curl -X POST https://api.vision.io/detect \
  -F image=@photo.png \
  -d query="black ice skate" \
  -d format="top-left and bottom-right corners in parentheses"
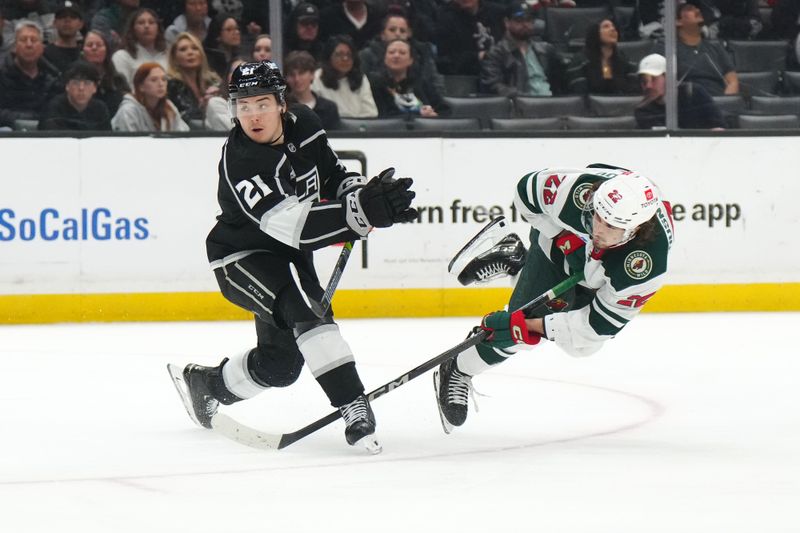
top-left (339, 395), bottom-right (382, 454)
top-left (433, 358), bottom-right (474, 434)
top-left (448, 216), bottom-right (526, 286)
top-left (167, 363), bottom-right (222, 429)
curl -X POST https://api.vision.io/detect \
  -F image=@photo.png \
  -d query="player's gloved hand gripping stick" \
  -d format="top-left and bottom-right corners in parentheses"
top-left (210, 272), bottom-right (585, 450)
top-left (310, 168), bottom-right (416, 317)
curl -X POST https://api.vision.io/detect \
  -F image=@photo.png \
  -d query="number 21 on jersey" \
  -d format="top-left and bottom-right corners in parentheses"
top-left (236, 175), bottom-right (271, 208)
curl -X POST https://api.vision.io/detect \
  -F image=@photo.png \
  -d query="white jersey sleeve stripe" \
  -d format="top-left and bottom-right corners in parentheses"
top-left (258, 196), bottom-right (311, 249)
top-left (299, 129), bottom-right (325, 148)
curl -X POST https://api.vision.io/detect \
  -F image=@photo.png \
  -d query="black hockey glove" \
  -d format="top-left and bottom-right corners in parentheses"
top-left (336, 171), bottom-right (368, 199)
top-left (344, 168), bottom-right (418, 236)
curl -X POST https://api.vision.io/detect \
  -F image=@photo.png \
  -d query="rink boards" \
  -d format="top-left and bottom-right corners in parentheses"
top-left (1, 135), bottom-right (798, 323)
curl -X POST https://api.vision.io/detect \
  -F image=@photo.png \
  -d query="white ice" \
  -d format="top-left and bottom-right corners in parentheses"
top-left (1, 313), bottom-right (799, 533)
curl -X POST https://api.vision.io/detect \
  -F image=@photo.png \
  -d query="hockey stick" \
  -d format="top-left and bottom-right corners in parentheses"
top-left (310, 240), bottom-right (355, 318)
top-left (210, 272), bottom-right (585, 450)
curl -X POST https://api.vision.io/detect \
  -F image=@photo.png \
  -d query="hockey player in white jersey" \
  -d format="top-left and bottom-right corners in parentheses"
top-left (435, 164), bottom-right (674, 432)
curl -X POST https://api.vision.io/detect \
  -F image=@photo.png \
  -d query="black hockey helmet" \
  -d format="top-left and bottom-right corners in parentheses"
top-left (229, 60), bottom-right (286, 104)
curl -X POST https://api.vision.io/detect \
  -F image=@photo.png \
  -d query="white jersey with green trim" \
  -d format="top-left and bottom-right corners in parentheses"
top-left (513, 167), bottom-right (674, 357)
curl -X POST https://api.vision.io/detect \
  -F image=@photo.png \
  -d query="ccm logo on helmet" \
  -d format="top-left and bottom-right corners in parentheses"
top-left (607, 190), bottom-right (623, 203)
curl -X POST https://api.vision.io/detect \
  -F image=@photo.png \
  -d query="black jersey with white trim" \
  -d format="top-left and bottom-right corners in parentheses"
top-left (206, 105), bottom-right (361, 265)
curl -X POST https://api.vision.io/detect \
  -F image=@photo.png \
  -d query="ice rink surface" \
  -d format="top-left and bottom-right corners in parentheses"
top-left (1, 313), bottom-right (798, 533)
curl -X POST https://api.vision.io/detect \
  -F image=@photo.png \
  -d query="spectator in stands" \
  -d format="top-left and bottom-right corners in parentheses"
top-left (284, 50), bottom-right (341, 130)
top-left (359, 11), bottom-right (444, 94)
top-left (3, 0), bottom-right (56, 42)
top-left (166, 31), bottom-right (229, 130)
top-left (0, 20), bottom-right (61, 129)
top-left (480, 1), bottom-right (564, 97)
top-left (634, 53), bottom-right (725, 130)
top-left (91, 0), bottom-right (140, 47)
top-left (44, 1), bottom-right (84, 75)
top-left (436, 0), bottom-right (506, 76)
top-left (311, 34), bottom-right (378, 118)
top-left (0, 8), bottom-right (15, 66)
top-left (250, 33), bottom-right (271, 61)
top-left (39, 60), bottom-right (111, 130)
top-left (81, 29), bottom-right (129, 115)
top-left (112, 61), bottom-right (189, 131)
top-left (711, 0), bottom-right (762, 40)
top-left (676, 3), bottom-right (738, 96)
top-left (111, 8), bottom-right (168, 87)
top-left (369, 38), bottom-right (450, 118)
top-left (566, 18), bottom-right (637, 95)
top-left (320, 0), bottom-right (384, 50)
top-left (203, 12), bottom-right (242, 79)
top-left (165, 0), bottom-right (211, 47)
top-left (383, 0), bottom-right (438, 43)
top-left (284, 2), bottom-right (323, 62)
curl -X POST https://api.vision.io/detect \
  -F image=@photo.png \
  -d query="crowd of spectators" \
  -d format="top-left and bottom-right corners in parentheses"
top-left (0, 0), bottom-right (799, 133)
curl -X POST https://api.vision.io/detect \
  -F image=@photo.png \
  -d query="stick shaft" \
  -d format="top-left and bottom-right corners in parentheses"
top-left (277, 272), bottom-right (584, 449)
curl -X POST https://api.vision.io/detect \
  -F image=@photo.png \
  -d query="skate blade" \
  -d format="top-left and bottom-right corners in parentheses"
top-left (432, 371), bottom-right (454, 435)
top-left (448, 216), bottom-right (509, 279)
top-left (166, 363), bottom-right (204, 429)
top-left (353, 434), bottom-right (382, 455)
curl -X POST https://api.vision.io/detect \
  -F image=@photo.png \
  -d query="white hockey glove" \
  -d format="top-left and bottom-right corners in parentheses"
top-left (336, 171), bottom-right (368, 200)
top-left (344, 168), bottom-right (417, 236)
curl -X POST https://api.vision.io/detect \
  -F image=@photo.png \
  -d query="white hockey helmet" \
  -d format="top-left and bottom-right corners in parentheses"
top-left (585, 173), bottom-right (661, 245)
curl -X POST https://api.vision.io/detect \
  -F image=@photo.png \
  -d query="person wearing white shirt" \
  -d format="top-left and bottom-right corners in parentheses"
top-left (310, 34), bottom-right (377, 118)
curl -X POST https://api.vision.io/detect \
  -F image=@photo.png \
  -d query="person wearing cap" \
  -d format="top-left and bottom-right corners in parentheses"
top-left (319, 0), bottom-right (385, 51)
top-left (676, 3), bottom-right (739, 96)
top-left (0, 20), bottom-right (61, 129)
top-left (480, 1), bottom-right (564, 96)
top-left (44, 1), bottom-right (84, 75)
top-left (285, 2), bottom-right (323, 62)
top-left (165, 0), bottom-right (211, 47)
top-left (39, 60), bottom-right (111, 130)
top-left (435, 0), bottom-right (505, 76)
top-left (634, 53), bottom-right (725, 130)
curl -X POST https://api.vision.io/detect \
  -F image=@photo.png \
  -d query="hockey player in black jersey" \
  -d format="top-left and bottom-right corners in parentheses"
top-left (171, 61), bottom-right (417, 453)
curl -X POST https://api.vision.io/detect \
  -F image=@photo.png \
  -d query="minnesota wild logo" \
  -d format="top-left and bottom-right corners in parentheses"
top-left (624, 251), bottom-right (652, 279)
top-left (573, 182), bottom-right (593, 210)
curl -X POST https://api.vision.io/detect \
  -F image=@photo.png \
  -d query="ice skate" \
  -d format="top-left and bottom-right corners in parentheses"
top-left (339, 395), bottom-right (382, 454)
top-left (448, 216), bottom-right (526, 286)
top-left (433, 358), bottom-right (474, 434)
top-left (167, 363), bottom-right (220, 429)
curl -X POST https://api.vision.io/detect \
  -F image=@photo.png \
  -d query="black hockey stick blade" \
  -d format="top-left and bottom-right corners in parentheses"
top-left (206, 272), bottom-right (586, 451)
top-left (310, 240), bottom-right (355, 318)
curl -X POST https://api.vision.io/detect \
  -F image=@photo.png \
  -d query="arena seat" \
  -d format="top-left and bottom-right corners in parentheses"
top-left (565, 115), bottom-right (637, 130)
top-left (750, 96), bottom-right (800, 115)
top-left (411, 117), bottom-right (481, 131)
top-left (336, 117), bottom-right (409, 132)
top-left (588, 94), bottom-right (641, 117)
top-left (514, 95), bottom-right (586, 118)
top-left (737, 71), bottom-right (781, 97)
top-left (490, 117), bottom-right (564, 131)
top-left (727, 40), bottom-right (788, 72)
top-left (737, 114), bottom-right (799, 129)
top-left (442, 96), bottom-right (512, 128)
top-left (544, 6), bottom-right (611, 49)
